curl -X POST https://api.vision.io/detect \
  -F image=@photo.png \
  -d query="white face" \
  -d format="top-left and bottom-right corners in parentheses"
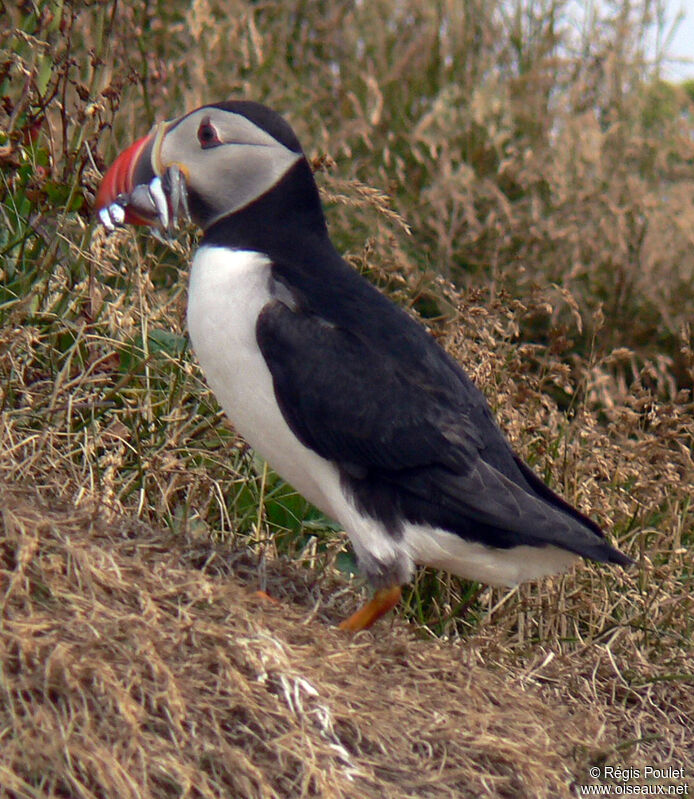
top-left (152, 107), bottom-right (302, 229)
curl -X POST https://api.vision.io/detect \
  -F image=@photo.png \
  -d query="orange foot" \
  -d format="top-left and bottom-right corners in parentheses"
top-left (338, 585), bottom-right (402, 632)
top-left (253, 590), bottom-right (280, 605)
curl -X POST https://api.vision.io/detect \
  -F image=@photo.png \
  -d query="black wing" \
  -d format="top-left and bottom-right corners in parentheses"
top-left (256, 266), bottom-right (628, 563)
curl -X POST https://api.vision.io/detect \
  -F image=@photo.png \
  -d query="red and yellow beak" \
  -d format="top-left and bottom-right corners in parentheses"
top-left (95, 119), bottom-right (176, 226)
top-left (95, 134), bottom-right (154, 225)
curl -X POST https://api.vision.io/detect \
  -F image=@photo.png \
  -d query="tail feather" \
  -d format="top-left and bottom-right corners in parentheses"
top-left (511, 455), bottom-right (633, 566)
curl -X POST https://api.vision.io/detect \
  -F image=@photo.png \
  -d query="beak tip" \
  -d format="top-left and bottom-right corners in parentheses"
top-left (94, 133), bottom-right (153, 220)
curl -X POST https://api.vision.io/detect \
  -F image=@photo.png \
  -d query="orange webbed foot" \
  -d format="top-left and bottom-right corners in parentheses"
top-left (338, 585), bottom-right (402, 632)
top-left (253, 589), bottom-right (280, 605)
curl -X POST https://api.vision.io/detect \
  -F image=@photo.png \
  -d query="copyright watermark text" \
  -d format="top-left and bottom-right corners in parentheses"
top-left (576, 766), bottom-right (690, 796)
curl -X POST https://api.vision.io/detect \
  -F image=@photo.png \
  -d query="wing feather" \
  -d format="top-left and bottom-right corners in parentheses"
top-left (256, 272), bottom-right (625, 563)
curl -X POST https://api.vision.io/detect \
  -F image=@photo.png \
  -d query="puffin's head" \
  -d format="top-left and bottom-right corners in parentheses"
top-left (95, 101), bottom-right (304, 232)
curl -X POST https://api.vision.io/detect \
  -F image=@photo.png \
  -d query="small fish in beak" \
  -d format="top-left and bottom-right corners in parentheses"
top-left (95, 124), bottom-right (189, 237)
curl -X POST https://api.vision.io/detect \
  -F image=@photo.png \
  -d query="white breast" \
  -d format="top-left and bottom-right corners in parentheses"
top-left (187, 246), bottom-right (336, 513)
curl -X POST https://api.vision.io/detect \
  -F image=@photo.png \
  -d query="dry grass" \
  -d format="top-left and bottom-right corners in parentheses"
top-left (1, 1), bottom-right (693, 795)
top-left (1, 484), bottom-right (690, 799)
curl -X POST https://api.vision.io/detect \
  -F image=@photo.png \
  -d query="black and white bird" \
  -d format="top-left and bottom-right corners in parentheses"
top-left (96, 101), bottom-right (631, 630)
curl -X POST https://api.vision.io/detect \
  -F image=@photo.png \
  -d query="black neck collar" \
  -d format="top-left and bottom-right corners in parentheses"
top-left (200, 158), bottom-right (331, 262)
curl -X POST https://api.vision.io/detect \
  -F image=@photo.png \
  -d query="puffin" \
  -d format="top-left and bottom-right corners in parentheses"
top-left (95, 100), bottom-right (631, 630)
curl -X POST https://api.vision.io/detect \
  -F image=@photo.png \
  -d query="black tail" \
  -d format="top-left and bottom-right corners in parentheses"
top-left (512, 455), bottom-right (633, 566)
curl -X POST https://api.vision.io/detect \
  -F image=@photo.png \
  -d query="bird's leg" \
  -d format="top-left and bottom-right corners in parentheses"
top-left (338, 585), bottom-right (402, 631)
top-left (253, 590), bottom-right (280, 605)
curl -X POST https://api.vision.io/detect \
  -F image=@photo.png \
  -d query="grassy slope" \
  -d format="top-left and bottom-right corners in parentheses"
top-left (1, 483), bottom-right (691, 798)
top-left (1, 1), bottom-right (692, 795)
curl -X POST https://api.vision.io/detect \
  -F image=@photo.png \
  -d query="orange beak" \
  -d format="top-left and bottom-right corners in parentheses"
top-left (95, 132), bottom-right (157, 226)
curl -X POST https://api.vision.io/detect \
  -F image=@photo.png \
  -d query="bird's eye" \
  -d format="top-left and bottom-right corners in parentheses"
top-left (197, 117), bottom-right (222, 149)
